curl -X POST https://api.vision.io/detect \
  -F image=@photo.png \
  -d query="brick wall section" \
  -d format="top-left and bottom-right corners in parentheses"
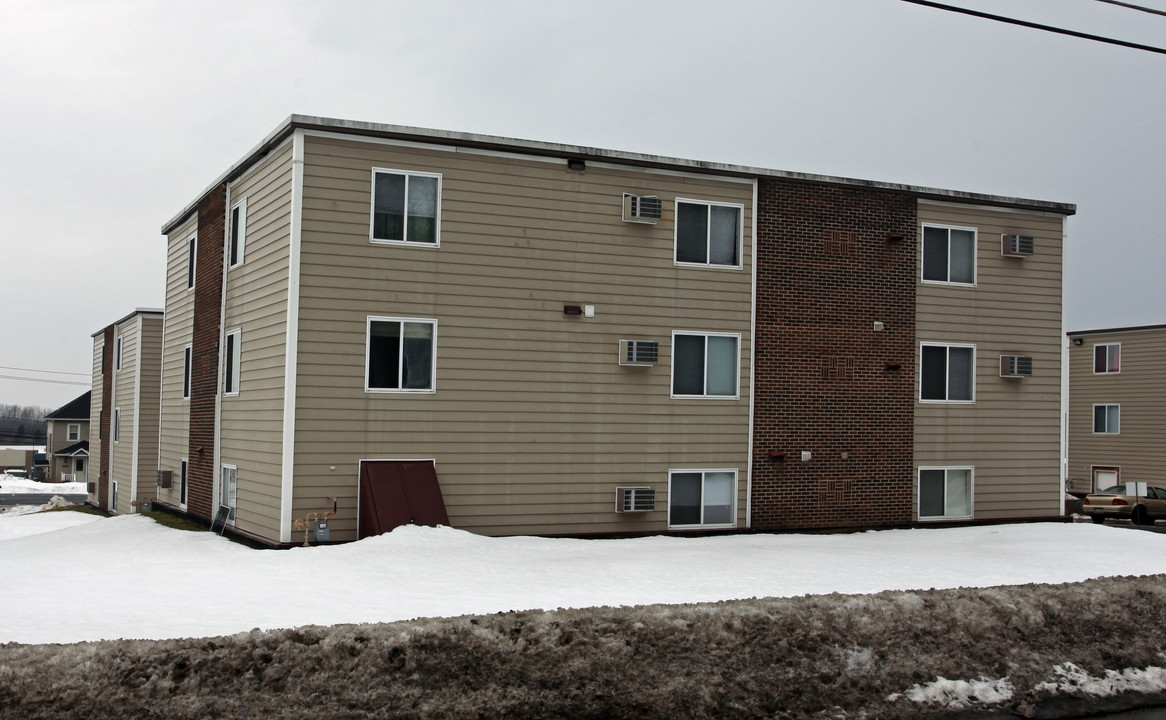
top-left (187, 184), bottom-right (226, 521)
top-left (752, 178), bottom-right (917, 530)
top-left (98, 327), bottom-right (113, 511)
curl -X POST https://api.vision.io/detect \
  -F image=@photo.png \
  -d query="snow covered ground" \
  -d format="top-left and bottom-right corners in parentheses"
top-left (3, 503), bottom-right (1166, 646)
top-left (0, 475), bottom-right (88, 495)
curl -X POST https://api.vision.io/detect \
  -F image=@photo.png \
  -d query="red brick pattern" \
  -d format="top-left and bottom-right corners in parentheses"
top-left (752, 178), bottom-right (917, 529)
top-left (98, 327), bottom-right (113, 511)
top-left (186, 184), bottom-right (226, 521)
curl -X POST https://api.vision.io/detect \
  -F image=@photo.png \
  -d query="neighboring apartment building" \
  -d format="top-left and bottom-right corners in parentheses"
top-left (44, 391), bottom-right (90, 483)
top-left (155, 115), bottom-right (1074, 546)
top-left (88, 309), bottom-right (164, 513)
top-left (1066, 324), bottom-right (1166, 494)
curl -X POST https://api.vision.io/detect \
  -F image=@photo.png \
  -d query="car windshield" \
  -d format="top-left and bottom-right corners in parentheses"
top-left (1098, 486), bottom-right (1125, 494)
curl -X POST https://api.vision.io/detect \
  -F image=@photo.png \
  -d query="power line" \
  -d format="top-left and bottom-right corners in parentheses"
top-left (1093, 0), bottom-right (1166, 18)
top-left (0, 374), bottom-right (89, 387)
top-left (0, 365), bottom-right (89, 377)
top-left (901, 0), bottom-right (1166, 54)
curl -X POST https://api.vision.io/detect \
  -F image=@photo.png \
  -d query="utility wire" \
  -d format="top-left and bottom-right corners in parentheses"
top-left (0, 374), bottom-right (89, 386)
top-left (0, 365), bottom-right (88, 377)
top-left (901, 0), bottom-right (1166, 54)
top-left (1093, 0), bottom-right (1166, 18)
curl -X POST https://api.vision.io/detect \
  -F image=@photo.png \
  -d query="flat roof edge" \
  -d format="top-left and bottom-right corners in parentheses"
top-left (1067, 322), bottom-right (1166, 337)
top-left (162, 114), bottom-right (1075, 234)
top-left (91, 308), bottom-right (166, 337)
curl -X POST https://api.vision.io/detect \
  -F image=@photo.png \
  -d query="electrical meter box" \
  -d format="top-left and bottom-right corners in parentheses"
top-left (313, 521), bottom-right (330, 542)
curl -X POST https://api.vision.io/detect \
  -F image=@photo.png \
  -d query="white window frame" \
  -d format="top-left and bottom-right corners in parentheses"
top-left (365, 316), bottom-right (438, 394)
top-left (670, 331), bottom-right (741, 399)
top-left (112, 407), bottom-right (120, 443)
top-left (114, 336), bottom-right (123, 372)
top-left (180, 458), bottom-right (189, 507)
top-left (919, 342), bottom-right (976, 404)
top-left (667, 469), bottom-right (738, 529)
top-left (1093, 403), bottom-right (1121, 435)
top-left (182, 345), bottom-right (192, 400)
top-left (229, 198), bottom-right (247, 268)
top-left (1093, 343), bottom-right (1121, 374)
top-left (920, 223), bottom-right (977, 287)
top-left (220, 464), bottom-right (237, 523)
top-left (186, 234), bottom-right (197, 290)
top-left (67, 423), bottom-right (80, 442)
top-left (917, 466), bottom-right (974, 521)
top-left (224, 328), bottom-right (241, 397)
top-left (369, 168), bottom-right (443, 248)
top-left (673, 197), bottom-right (745, 270)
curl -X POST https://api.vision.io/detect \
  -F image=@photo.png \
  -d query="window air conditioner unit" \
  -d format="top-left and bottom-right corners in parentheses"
top-left (616, 487), bottom-right (656, 513)
top-left (619, 339), bottom-right (659, 366)
top-left (1001, 234), bottom-right (1035, 257)
top-left (157, 469), bottom-right (173, 489)
top-left (622, 194), bottom-right (663, 224)
top-left (1000, 355), bottom-right (1033, 378)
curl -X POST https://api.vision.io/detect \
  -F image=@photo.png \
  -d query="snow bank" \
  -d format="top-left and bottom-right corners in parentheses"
top-left (0, 476), bottom-right (87, 494)
top-left (4, 517), bottom-right (1166, 645)
top-left (2, 576), bottom-right (1165, 720)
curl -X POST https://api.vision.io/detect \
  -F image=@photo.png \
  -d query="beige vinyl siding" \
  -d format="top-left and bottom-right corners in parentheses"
top-left (218, 139), bottom-right (294, 539)
top-left (292, 134), bottom-right (754, 540)
top-left (1067, 328), bottom-right (1166, 492)
top-left (157, 214), bottom-right (198, 507)
top-left (109, 323), bottom-right (138, 513)
top-left (135, 314), bottom-right (163, 506)
top-left (915, 201), bottom-right (1064, 520)
top-left (89, 336), bottom-right (103, 502)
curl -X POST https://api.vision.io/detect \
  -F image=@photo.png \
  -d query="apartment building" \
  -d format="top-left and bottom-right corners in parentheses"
top-left (89, 309), bottom-right (164, 513)
top-left (154, 115), bottom-right (1074, 546)
top-left (1066, 324), bottom-right (1166, 494)
top-left (44, 391), bottom-right (90, 483)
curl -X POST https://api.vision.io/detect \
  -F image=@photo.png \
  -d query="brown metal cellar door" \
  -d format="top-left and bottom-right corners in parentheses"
top-left (358, 460), bottom-right (450, 539)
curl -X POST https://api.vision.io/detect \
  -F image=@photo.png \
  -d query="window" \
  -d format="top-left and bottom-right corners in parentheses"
top-left (1093, 404), bottom-right (1120, 434)
top-left (918, 467), bottom-right (973, 520)
top-left (220, 465), bottom-right (237, 522)
top-left (920, 343), bottom-right (975, 403)
top-left (229, 198), bottom-right (247, 267)
top-left (672, 332), bottom-right (740, 398)
top-left (675, 199), bottom-right (742, 267)
top-left (921, 225), bottom-right (976, 285)
top-left (366, 317), bottom-right (437, 392)
top-left (180, 459), bottom-right (188, 506)
top-left (182, 345), bottom-right (192, 400)
top-left (186, 235), bottom-right (197, 290)
top-left (67, 424), bottom-right (80, 442)
top-left (371, 169), bottom-right (441, 246)
top-left (669, 470), bottom-right (737, 528)
top-left (112, 407), bottom-right (120, 443)
top-left (224, 329), bottom-right (241, 396)
top-left (114, 336), bottom-right (123, 371)
top-left (1094, 343), bottom-right (1120, 374)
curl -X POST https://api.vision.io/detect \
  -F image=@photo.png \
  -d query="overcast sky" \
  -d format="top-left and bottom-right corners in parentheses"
top-left (2, 0), bottom-right (1164, 409)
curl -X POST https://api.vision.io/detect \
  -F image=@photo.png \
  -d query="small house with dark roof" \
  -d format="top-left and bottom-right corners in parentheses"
top-left (45, 391), bottom-right (91, 484)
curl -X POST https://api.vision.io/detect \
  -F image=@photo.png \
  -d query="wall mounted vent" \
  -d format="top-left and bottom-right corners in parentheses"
top-left (622, 194), bottom-right (663, 223)
top-left (157, 470), bottom-right (172, 488)
top-left (616, 487), bottom-right (656, 512)
top-left (1000, 355), bottom-right (1033, 377)
top-left (619, 339), bottom-right (659, 366)
top-left (1001, 234), bottom-right (1035, 257)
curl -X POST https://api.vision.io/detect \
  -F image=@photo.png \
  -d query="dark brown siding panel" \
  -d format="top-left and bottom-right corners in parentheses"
top-left (400, 461), bottom-right (450, 527)
top-left (187, 183), bottom-right (226, 521)
top-left (752, 178), bottom-right (917, 530)
top-left (359, 460), bottom-right (449, 538)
